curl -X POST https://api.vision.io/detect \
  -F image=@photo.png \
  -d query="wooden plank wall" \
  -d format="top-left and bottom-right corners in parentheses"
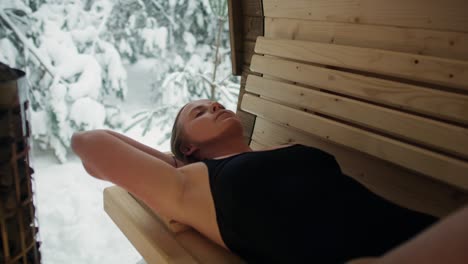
top-left (228, 0), bottom-right (264, 144)
top-left (236, 0), bottom-right (468, 217)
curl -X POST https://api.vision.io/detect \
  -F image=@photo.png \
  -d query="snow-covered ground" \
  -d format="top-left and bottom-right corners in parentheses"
top-left (32, 61), bottom-right (172, 264)
top-left (32, 153), bottom-right (142, 264)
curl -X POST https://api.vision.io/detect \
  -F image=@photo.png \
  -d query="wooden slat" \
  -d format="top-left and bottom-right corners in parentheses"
top-left (264, 17), bottom-right (468, 61)
top-left (263, 0), bottom-right (468, 33)
top-left (250, 55), bottom-right (468, 125)
top-left (255, 37), bottom-right (468, 91)
top-left (236, 66), bottom-right (260, 145)
top-left (241, 94), bottom-right (468, 191)
top-left (104, 186), bottom-right (246, 264)
top-left (246, 75), bottom-right (468, 160)
top-left (250, 117), bottom-right (468, 218)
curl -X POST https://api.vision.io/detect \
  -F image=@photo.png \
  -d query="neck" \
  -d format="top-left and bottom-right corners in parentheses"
top-left (198, 137), bottom-right (252, 160)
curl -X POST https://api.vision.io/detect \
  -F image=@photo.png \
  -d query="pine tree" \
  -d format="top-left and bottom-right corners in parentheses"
top-left (122, 0), bottom-right (240, 143)
top-left (0, 0), bottom-right (240, 160)
top-left (0, 0), bottom-right (128, 163)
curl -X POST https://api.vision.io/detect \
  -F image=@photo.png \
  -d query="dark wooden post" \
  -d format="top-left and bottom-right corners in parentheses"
top-left (228, 0), bottom-right (265, 145)
top-left (0, 63), bottom-right (41, 264)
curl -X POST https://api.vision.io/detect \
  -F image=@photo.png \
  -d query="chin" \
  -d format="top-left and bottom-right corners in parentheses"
top-left (226, 121), bottom-right (244, 138)
top-left (212, 119), bottom-right (243, 140)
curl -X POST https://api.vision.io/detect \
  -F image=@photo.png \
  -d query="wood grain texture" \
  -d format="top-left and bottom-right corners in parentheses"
top-left (103, 186), bottom-right (196, 264)
top-left (236, 109), bottom-right (256, 145)
top-left (241, 94), bottom-right (468, 191)
top-left (241, 0), bottom-right (263, 17)
top-left (263, 0), bottom-right (468, 33)
top-left (243, 16), bottom-right (264, 41)
top-left (251, 118), bottom-right (468, 218)
top-left (250, 55), bottom-right (468, 125)
top-left (228, 0), bottom-right (243, 75)
top-left (230, 0), bottom-right (264, 140)
top-left (246, 75), bottom-right (468, 160)
top-left (242, 40), bottom-right (257, 66)
top-left (255, 37), bottom-right (468, 91)
top-left (264, 17), bottom-right (468, 61)
top-left (104, 186), bottom-right (246, 264)
top-left (236, 66), bottom-right (260, 145)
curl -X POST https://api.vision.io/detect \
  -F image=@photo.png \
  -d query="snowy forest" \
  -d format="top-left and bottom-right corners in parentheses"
top-left (0, 0), bottom-right (239, 263)
top-left (0, 0), bottom-right (240, 163)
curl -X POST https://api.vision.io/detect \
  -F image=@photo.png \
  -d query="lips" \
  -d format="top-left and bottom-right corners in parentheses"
top-left (216, 110), bottom-right (231, 121)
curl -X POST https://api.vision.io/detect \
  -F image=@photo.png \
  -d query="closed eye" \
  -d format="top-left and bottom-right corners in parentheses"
top-left (195, 111), bottom-right (204, 117)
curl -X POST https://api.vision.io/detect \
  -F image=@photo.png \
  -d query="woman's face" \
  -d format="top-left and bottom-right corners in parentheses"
top-left (178, 99), bottom-right (242, 153)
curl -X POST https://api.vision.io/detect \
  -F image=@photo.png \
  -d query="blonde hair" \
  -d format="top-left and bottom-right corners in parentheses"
top-left (170, 104), bottom-right (199, 164)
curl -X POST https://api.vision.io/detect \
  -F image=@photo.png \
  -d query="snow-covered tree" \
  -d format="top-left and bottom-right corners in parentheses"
top-left (0, 0), bottom-right (128, 163)
top-left (1, 0), bottom-right (240, 160)
top-left (122, 0), bottom-right (240, 142)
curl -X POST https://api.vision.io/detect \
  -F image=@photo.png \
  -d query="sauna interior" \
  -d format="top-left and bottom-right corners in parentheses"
top-left (103, 0), bottom-right (468, 263)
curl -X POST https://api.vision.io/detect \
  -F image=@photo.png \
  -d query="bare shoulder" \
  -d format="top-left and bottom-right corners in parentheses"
top-left (175, 162), bottom-right (215, 226)
top-left (178, 161), bottom-right (208, 178)
top-left (177, 161), bottom-right (211, 204)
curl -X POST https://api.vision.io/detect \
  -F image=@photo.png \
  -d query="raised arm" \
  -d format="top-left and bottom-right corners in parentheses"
top-left (71, 130), bottom-right (187, 221)
top-left (102, 129), bottom-right (186, 167)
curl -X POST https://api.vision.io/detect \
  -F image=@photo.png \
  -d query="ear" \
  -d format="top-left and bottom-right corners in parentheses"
top-left (180, 143), bottom-right (198, 157)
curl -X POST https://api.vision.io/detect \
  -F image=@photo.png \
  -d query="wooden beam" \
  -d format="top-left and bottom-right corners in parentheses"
top-left (246, 75), bottom-right (468, 160)
top-left (255, 37), bottom-right (468, 91)
top-left (241, 0), bottom-right (263, 17)
top-left (264, 17), bottom-right (468, 61)
top-left (234, 0), bottom-right (265, 148)
top-left (241, 94), bottom-right (468, 191)
top-left (229, 0), bottom-right (264, 74)
top-left (242, 40), bottom-right (257, 66)
top-left (227, 0), bottom-right (243, 75)
top-left (250, 55), bottom-right (468, 126)
top-left (243, 16), bottom-right (264, 42)
top-left (263, 0), bottom-right (468, 33)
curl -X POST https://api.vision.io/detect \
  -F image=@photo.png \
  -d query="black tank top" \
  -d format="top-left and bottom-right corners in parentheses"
top-left (201, 144), bottom-right (437, 263)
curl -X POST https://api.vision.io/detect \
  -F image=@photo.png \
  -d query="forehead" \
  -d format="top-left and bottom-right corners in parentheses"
top-left (179, 99), bottom-right (212, 122)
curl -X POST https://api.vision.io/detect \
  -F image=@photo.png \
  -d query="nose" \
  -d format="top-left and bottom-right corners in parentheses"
top-left (210, 102), bottom-right (223, 113)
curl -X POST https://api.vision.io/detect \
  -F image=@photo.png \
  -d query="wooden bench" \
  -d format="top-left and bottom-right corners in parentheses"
top-left (104, 1), bottom-right (468, 262)
top-left (242, 36), bottom-right (468, 218)
top-left (103, 36), bottom-right (468, 263)
top-left (104, 185), bottom-right (245, 264)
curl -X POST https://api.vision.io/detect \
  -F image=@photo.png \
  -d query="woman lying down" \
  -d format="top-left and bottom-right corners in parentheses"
top-left (72, 99), bottom-right (468, 264)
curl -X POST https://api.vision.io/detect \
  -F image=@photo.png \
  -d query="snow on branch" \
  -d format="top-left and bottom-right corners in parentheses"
top-left (0, 10), bottom-right (61, 81)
